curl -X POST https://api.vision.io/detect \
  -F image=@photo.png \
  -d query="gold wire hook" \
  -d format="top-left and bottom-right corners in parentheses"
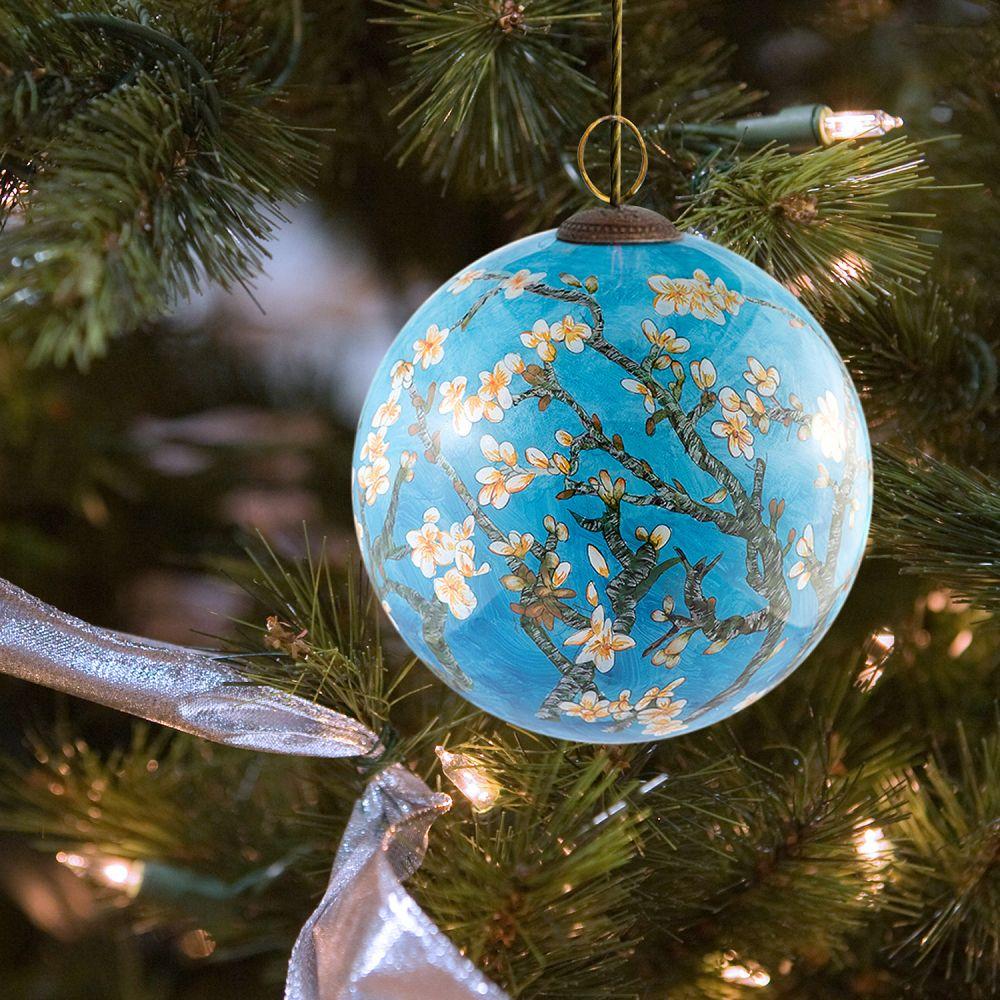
top-left (576, 114), bottom-right (648, 205)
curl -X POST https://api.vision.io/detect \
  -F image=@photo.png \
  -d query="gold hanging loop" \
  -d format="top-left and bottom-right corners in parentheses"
top-left (576, 114), bottom-right (648, 205)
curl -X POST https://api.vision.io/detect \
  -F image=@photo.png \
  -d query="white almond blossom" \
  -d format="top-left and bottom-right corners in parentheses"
top-left (360, 427), bottom-right (389, 464)
top-left (448, 269), bottom-right (484, 294)
top-left (641, 318), bottom-right (690, 353)
top-left (811, 390), bottom-right (847, 463)
top-left (621, 377), bottom-right (656, 413)
top-left (406, 507), bottom-right (455, 578)
top-left (413, 324), bottom-right (449, 369)
top-left (372, 388), bottom-right (402, 428)
top-left (357, 457), bottom-right (391, 506)
top-left (788, 523), bottom-right (815, 590)
top-left (434, 568), bottom-right (477, 620)
top-left (743, 356), bottom-right (780, 396)
top-left (520, 319), bottom-right (557, 362)
top-left (439, 377), bottom-right (484, 437)
top-left (651, 629), bottom-right (692, 668)
top-left (647, 269), bottom-right (743, 325)
top-left (390, 359), bottom-right (414, 388)
top-left (558, 690), bottom-right (611, 722)
top-left (488, 531), bottom-right (534, 558)
top-left (501, 269), bottom-right (545, 299)
top-left (711, 408), bottom-right (755, 460)
top-left (563, 605), bottom-right (636, 673)
top-left (691, 358), bottom-right (717, 390)
top-left (551, 314), bottom-right (592, 353)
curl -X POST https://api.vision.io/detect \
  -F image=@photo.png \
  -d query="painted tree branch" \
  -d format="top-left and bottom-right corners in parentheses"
top-left (367, 265), bottom-right (863, 731)
top-left (359, 462), bottom-right (473, 690)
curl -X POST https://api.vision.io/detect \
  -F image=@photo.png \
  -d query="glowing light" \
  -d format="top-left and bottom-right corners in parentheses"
top-left (819, 109), bottom-right (904, 144)
top-left (57, 850), bottom-right (145, 898)
top-left (810, 401), bottom-right (849, 459)
top-left (720, 954), bottom-right (771, 988)
top-left (101, 862), bottom-right (133, 887)
top-left (857, 627), bottom-right (895, 690)
top-left (925, 589), bottom-right (949, 613)
top-left (855, 823), bottom-right (893, 895)
top-left (178, 928), bottom-right (217, 959)
top-left (435, 746), bottom-right (501, 813)
top-left (831, 251), bottom-right (870, 285)
top-left (0, 172), bottom-right (28, 217)
top-left (855, 824), bottom-right (892, 866)
top-left (948, 628), bottom-right (973, 658)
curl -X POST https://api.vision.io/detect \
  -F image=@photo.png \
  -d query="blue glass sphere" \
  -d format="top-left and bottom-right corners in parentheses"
top-left (352, 230), bottom-right (871, 743)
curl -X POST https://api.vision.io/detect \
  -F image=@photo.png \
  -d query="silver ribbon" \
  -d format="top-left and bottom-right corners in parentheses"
top-left (0, 577), bottom-right (508, 1000)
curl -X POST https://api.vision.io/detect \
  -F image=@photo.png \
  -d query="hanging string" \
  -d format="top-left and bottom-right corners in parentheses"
top-left (575, 0), bottom-right (649, 208)
top-left (610, 0), bottom-right (624, 206)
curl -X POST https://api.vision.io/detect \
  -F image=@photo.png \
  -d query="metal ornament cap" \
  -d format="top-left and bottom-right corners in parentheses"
top-left (557, 204), bottom-right (681, 245)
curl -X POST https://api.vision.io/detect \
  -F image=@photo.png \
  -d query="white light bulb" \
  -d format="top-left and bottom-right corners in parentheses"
top-left (435, 746), bottom-right (501, 813)
top-left (57, 850), bottom-right (145, 897)
top-left (819, 109), bottom-right (904, 144)
top-left (857, 627), bottom-right (895, 690)
top-left (720, 955), bottom-right (771, 988)
top-left (855, 824), bottom-right (892, 864)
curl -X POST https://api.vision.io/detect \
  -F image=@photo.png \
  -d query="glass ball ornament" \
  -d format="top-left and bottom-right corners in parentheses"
top-left (352, 208), bottom-right (871, 743)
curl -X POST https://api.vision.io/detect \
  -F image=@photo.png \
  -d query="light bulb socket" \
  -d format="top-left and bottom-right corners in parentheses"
top-left (731, 104), bottom-right (830, 148)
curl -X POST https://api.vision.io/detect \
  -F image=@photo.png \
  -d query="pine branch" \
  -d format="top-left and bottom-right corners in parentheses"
top-left (0, 1), bottom-right (314, 366)
top-left (679, 138), bottom-right (936, 317)
top-left (226, 538), bottom-right (419, 747)
top-left (378, 0), bottom-right (602, 191)
top-left (413, 737), bottom-right (644, 998)
top-left (873, 448), bottom-right (1000, 614)
top-left (825, 283), bottom-right (997, 446)
top-left (634, 652), bottom-right (910, 990)
top-left (888, 725), bottom-right (1000, 996)
top-left (0, 726), bottom-right (339, 956)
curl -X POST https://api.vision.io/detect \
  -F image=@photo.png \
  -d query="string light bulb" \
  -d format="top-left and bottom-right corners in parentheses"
top-left (857, 627), bottom-right (895, 690)
top-left (817, 108), bottom-right (904, 144)
top-left (855, 823), bottom-right (893, 867)
top-left (855, 822), bottom-right (893, 895)
top-left (695, 104), bottom-right (904, 149)
top-left (435, 745), bottom-right (501, 813)
top-left (0, 170), bottom-right (27, 217)
top-left (720, 953), bottom-right (771, 988)
top-left (57, 850), bottom-right (146, 898)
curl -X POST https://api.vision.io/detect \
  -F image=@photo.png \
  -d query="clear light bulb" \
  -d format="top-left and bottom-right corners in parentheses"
top-left (855, 824), bottom-right (892, 865)
top-left (57, 850), bottom-right (146, 898)
top-left (857, 627), bottom-right (895, 690)
top-left (0, 172), bottom-right (27, 216)
top-left (435, 746), bottom-right (501, 813)
top-left (819, 109), bottom-right (904, 143)
top-left (720, 954), bottom-right (771, 988)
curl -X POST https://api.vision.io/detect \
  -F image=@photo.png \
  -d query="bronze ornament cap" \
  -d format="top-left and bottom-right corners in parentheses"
top-left (556, 204), bottom-right (682, 245)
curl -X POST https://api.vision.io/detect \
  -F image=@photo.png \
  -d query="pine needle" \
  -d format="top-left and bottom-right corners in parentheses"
top-left (680, 138), bottom-right (937, 317)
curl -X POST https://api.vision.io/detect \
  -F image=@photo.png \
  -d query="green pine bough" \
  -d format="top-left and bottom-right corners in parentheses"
top-left (0, 1), bottom-right (314, 366)
top-left (679, 139), bottom-right (937, 318)
top-left (874, 448), bottom-right (1000, 614)
top-left (377, 0), bottom-right (603, 190)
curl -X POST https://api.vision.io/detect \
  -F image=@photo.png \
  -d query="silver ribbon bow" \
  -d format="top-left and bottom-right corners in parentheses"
top-left (0, 577), bottom-right (508, 1000)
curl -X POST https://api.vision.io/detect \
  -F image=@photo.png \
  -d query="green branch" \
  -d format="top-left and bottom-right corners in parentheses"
top-left (680, 137), bottom-right (937, 317)
top-left (0, 2), bottom-right (314, 365)
top-left (874, 447), bottom-right (1000, 613)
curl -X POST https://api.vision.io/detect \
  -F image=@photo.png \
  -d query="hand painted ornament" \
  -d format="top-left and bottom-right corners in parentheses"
top-left (353, 205), bottom-right (871, 743)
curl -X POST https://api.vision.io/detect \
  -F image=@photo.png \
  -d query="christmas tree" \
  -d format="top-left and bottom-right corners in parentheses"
top-left (0, 2), bottom-right (997, 997)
